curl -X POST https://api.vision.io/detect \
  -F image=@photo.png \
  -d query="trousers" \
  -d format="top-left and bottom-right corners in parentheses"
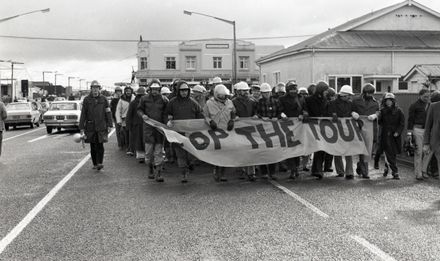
top-left (90, 142), bottom-right (104, 165)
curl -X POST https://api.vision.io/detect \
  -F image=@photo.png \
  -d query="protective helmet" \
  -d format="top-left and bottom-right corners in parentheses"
top-left (384, 92), bottom-right (395, 100)
top-left (90, 80), bottom-right (101, 88)
top-left (362, 83), bottom-right (376, 94)
top-left (278, 86), bottom-right (286, 93)
top-left (114, 86), bottom-right (122, 92)
top-left (260, 83), bottom-right (272, 93)
top-left (286, 81), bottom-right (298, 90)
top-left (339, 85), bottom-right (354, 95)
top-left (212, 77), bottom-right (222, 84)
top-left (176, 80), bottom-right (190, 90)
top-left (214, 84), bottom-right (228, 96)
top-left (251, 84), bottom-right (260, 89)
top-left (192, 85), bottom-right (206, 93)
top-left (235, 81), bottom-right (250, 91)
top-left (298, 87), bottom-right (309, 94)
top-left (161, 87), bottom-right (171, 95)
top-left (73, 133), bottom-right (83, 143)
top-left (136, 87), bottom-right (146, 95)
top-left (149, 79), bottom-right (161, 88)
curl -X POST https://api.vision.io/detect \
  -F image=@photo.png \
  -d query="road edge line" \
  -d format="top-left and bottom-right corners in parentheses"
top-left (3, 128), bottom-right (43, 142)
top-left (269, 180), bottom-right (329, 218)
top-left (351, 235), bottom-right (397, 261)
top-left (0, 154), bottom-right (91, 255)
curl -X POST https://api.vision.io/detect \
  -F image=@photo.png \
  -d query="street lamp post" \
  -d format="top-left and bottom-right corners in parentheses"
top-left (0, 59), bottom-right (24, 100)
top-left (183, 10), bottom-right (237, 85)
top-left (0, 8), bottom-right (50, 23)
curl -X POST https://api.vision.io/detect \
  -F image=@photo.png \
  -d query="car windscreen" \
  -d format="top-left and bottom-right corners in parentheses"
top-left (6, 103), bottom-right (30, 110)
top-left (50, 103), bottom-right (77, 110)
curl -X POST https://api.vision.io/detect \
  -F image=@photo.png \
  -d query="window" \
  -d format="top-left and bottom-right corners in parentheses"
top-left (165, 57), bottom-right (176, 69)
top-left (186, 56), bottom-right (196, 70)
top-left (213, 57), bottom-right (222, 69)
top-left (398, 77), bottom-right (408, 90)
top-left (273, 72), bottom-right (281, 85)
top-left (140, 57), bottom-right (148, 70)
top-left (328, 75), bottom-right (362, 93)
top-left (239, 56), bottom-right (249, 69)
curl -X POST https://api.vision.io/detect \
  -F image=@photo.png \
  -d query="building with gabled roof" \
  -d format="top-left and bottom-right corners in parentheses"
top-left (256, 0), bottom-right (440, 93)
top-left (403, 64), bottom-right (440, 91)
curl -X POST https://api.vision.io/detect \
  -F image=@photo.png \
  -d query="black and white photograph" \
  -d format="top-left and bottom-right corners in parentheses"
top-left (1, 0), bottom-right (440, 260)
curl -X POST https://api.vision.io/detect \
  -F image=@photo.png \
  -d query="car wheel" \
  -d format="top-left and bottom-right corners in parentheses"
top-left (57, 127), bottom-right (62, 132)
top-left (4, 124), bottom-right (9, 131)
top-left (46, 126), bottom-right (53, 134)
top-left (13, 125), bottom-right (17, 130)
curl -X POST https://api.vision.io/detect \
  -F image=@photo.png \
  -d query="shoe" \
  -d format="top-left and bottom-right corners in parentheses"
top-left (392, 173), bottom-right (400, 180)
top-left (361, 175), bottom-right (371, 179)
top-left (383, 164), bottom-right (389, 177)
top-left (220, 177), bottom-right (228, 182)
top-left (345, 175), bottom-right (354, 180)
top-left (416, 176), bottom-right (424, 181)
top-left (138, 159), bottom-right (145, 164)
top-left (213, 168), bottom-right (220, 182)
top-left (312, 172), bottom-right (323, 180)
top-left (96, 164), bottom-right (103, 170)
top-left (126, 151), bottom-right (134, 156)
top-left (92, 165), bottom-right (97, 169)
top-left (181, 169), bottom-right (189, 183)
top-left (248, 174), bottom-right (256, 182)
top-left (154, 165), bottom-right (164, 182)
top-left (303, 167), bottom-right (310, 172)
top-left (324, 168), bottom-right (333, 172)
top-left (336, 173), bottom-right (344, 177)
top-left (374, 161), bottom-right (379, 170)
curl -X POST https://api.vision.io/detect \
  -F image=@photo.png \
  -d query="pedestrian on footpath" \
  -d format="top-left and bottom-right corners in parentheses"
top-left (352, 83), bottom-right (380, 179)
top-left (0, 99), bottom-right (7, 157)
top-left (203, 84), bottom-right (236, 182)
top-left (256, 82), bottom-right (284, 180)
top-left (423, 91), bottom-right (440, 179)
top-left (407, 88), bottom-right (430, 180)
top-left (232, 81), bottom-right (258, 181)
top-left (278, 81), bottom-right (306, 180)
top-left (126, 87), bottom-right (146, 163)
top-left (304, 81), bottom-right (329, 179)
top-left (110, 87), bottom-right (123, 150)
top-left (378, 93), bottom-right (405, 180)
top-left (166, 80), bottom-right (203, 183)
top-left (79, 80), bottom-right (113, 170)
top-left (116, 86), bottom-right (134, 155)
top-left (137, 79), bottom-right (169, 182)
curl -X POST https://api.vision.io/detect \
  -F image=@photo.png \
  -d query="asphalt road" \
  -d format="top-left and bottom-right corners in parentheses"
top-left (1, 125), bottom-right (439, 260)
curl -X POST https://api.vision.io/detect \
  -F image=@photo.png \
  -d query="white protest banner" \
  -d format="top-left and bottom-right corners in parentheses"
top-left (144, 117), bottom-right (374, 167)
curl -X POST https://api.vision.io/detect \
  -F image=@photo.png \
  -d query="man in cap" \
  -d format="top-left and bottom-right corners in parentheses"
top-left (166, 80), bottom-right (204, 183)
top-left (137, 79), bottom-right (169, 182)
top-left (352, 83), bottom-right (380, 179)
top-left (327, 85), bottom-right (357, 179)
top-left (126, 87), bottom-right (146, 163)
top-left (110, 86), bottom-right (123, 149)
top-left (79, 80), bottom-right (113, 170)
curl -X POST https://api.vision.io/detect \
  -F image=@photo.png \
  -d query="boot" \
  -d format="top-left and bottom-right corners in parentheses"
top-left (147, 164), bottom-right (155, 179)
top-left (374, 160), bottom-right (379, 170)
top-left (392, 173), bottom-right (400, 180)
top-left (154, 165), bottom-right (164, 182)
top-left (383, 163), bottom-right (389, 177)
top-left (220, 167), bottom-right (227, 182)
top-left (181, 168), bottom-right (189, 183)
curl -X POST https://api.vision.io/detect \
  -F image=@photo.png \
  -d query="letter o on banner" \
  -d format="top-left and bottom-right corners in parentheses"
top-left (189, 132), bottom-right (210, 150)
top-left (319, 120), bottom-right (338, 144)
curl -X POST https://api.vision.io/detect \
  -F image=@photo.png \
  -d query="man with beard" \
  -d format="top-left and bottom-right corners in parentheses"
top-left (278, 81), bottom-right (306, 179)
top-left (137, 79), bottom-right (169, 182)
top-left (250, 84), bottom-right (261, 102)
top-left (116, 86), bottom-right (134, 155)
top-left (304, 81), bottom-right (329, 179)
top-left (126, 87), bottom-right (146, 163)
top-left (166, 81), bottom-right (203, 183)
top-left (352, 83), bottom-right (380, 179)
top-left (191, 84), bottom-right (207, 109)
top-left (110, 87), bottom-right (123, 149)
top-left (232, 81), bottom-right (257, 181)
top-left (79, 80), bottom-right (113, 170)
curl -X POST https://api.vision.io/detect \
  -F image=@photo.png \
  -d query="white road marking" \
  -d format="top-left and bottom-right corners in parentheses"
top-left (269, 180), bottom-right (329, 218)
top-left (27, 134), bottom-right (50, 143)
top-left (3, 128), bottom-right (43, 142)
top-left (0, 154), bottom-right (91, 255)
top-left (351, 235), bottom-right (397, 261)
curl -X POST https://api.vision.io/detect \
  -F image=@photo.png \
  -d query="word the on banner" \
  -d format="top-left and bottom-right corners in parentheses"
top-left (145, 117), bottom-right (373, 167)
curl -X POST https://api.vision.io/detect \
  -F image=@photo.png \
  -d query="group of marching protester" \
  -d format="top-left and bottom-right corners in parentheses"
top-left (105, 77), bottom-right (440, 184)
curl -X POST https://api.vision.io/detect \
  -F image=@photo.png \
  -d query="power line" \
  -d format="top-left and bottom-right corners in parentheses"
top-left (0, 34), bottom-right (315, 43)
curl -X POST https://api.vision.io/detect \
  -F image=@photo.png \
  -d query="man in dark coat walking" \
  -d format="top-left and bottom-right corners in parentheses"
top-left (126, 87), bottom-right (146, 163)
top-left (79, 80), bottom-right (113, 170)
top-left (423, 93), bottom-right (440, 178)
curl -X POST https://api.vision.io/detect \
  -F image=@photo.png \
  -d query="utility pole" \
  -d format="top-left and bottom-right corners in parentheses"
top-left (0, 60), bottom-right (24, 100)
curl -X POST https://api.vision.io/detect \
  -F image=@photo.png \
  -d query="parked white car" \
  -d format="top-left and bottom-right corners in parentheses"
top-left (43, 100), bottom-right (82, 134)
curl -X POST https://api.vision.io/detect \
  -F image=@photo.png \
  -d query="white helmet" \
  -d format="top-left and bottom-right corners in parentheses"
top-left (235, 81), bottom-right (250, 91)
top-left (339, 85), bottom-right (354, 95)
top-left (260, 83), bottom-right (272, 93)
top-left (160, 87), bottom-right (171, 95)
top-left (214, 84), bottom-right (229, 96)
top-left (384, 92), bottom-right (395, 100)
top-left (298, 87), bottom-right (309, 94)
top-left (212, 77), bottom-right (222, 84)
top-left (192, 85), bottom-right (206, 93)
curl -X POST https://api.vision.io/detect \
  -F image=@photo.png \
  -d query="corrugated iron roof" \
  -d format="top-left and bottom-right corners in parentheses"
top-left (415, 64), bottom-right (440, 76)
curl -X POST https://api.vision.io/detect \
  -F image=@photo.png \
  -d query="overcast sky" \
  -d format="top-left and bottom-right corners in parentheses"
top-left (1, 0), bottom-right (439, 89)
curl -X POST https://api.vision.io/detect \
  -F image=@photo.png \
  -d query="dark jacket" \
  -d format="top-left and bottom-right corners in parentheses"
top-left (126, 94), bottom-right (145, 151)
top-left (110, 97), bottom-right (120, 121)
top-left (279, 94), bottom-right (305, 117)
top-left (232, 96), bottom-right (257, 117)
top-left (166, 87), bottom-right (203, 120)
top-left (256, 96), bottom-right (283, 119)
top-left (137, 93), bottom-right (168, 144)
top-left (352, 95), bottom-right (379, 116)
top-left (79, 94), bottom-right (113, 143)
top-left (378, 105), bottom-right (405, 154)
top-left (407, 99), bottom-right (429, 130)
top-left (327, 97), bottom-right (355, 117)
top-left (305, 95), bottom-right (327, 117)
top-left (424, 101), bottom-right (440, 150)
